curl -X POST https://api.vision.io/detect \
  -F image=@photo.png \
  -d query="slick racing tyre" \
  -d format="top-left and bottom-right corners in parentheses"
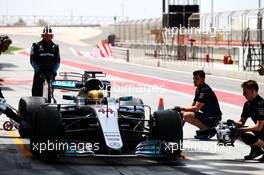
top-left (152, 109), bottom-right (183, 142)
top-left (18, 97), bottom-right (47, 125)
top-left (18, 97), bottom-right (47, 138)
top-left (151, 109), bottom-right (183, 159)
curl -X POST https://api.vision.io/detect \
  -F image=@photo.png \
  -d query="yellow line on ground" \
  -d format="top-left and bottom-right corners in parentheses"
top-left (181, 155), bottom-right (192, 160)
top-left (0, 129), bottom-right (8, 144)
top-left (8, 130), bottom-right (32, 157)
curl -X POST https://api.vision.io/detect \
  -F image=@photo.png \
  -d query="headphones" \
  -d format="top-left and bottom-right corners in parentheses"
top-left (41, 26), bottom-right (54, 39)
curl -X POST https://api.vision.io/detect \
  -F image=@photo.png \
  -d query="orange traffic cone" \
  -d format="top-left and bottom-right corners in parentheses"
top-left (158, 98), bottom-right (164, 111)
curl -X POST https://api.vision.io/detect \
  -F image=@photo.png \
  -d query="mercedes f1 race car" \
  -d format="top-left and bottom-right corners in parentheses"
top-left (18, 71), bottom-right (183, 159)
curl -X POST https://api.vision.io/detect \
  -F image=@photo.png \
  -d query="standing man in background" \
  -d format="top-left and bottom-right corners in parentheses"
top-left (30, 26), bottom-right (60, 96)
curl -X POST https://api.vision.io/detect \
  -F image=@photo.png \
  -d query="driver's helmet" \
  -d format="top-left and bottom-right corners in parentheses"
top-left (85, 79), bottom-right (103, 91)
top-left (86, 90), bottom-right (104, 102)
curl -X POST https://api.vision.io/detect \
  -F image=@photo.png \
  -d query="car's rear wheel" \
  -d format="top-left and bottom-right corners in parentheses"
top-left (18, 97), bottom-right (47, 138)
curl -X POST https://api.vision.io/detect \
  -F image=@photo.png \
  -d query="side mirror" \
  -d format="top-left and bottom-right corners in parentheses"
top-left (119, 96), bottom-right (133, 101)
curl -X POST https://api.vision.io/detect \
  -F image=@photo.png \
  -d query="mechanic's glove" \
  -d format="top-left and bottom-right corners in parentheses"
top-left (51, 72), bottom-right (57, 79)
top-left (0, 97), bottom-right (8, 114)
top-left (31, 63), bottom-right (40, 73)
top-left (172, 106), bottom-right (181, 112)
top-left (226, 119), bottom-right (235, 126)
top-left (34, 67), bottom-right (40, 73)
top-left (39, 73), bottom-right (46, 80)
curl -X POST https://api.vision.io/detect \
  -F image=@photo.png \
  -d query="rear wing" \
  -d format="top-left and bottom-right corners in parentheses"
top-left (59, 71), bottom-right (106, 82)
top-left (52, 80), bottom-right (82, 91)
top-left (52, 80), bottom-right (111, 91)
top-left (53, 71), bottom-right (110, 91)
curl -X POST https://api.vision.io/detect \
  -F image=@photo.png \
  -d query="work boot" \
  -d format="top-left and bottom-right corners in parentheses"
top-left (194, 133), bottom-right (215, 141)
top-left (258, 154), bottom-right (264, 162)
top-left (244, 146), bottom-right (263, 160)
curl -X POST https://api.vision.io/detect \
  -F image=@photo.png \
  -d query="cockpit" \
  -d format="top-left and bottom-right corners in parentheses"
top-left (77, 78), bottom-right (105, 105)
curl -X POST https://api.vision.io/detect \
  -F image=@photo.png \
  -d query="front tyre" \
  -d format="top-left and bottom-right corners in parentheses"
top-left (150, 109), bottom-right (183, 158)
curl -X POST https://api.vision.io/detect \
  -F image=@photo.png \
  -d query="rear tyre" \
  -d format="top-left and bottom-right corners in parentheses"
top-left (18, 97), bottom-right (47, 138)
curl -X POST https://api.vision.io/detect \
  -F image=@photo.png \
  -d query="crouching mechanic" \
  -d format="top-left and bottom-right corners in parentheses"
top-left (0, 35), bottom-right (22, 124)
top-left (30, 26), bottom-right (60, 96)
top-left (229, 80), bottom-right (264, 161)
top-left (175, 70), bottom-right (222, 139)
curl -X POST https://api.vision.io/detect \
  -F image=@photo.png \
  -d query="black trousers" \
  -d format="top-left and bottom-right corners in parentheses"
top-left (32, 72), bottom-right (55, 96)
top-left (240, 131), bottom-right (264, 145)
top-left (32, 72), bottom-right (45, 96)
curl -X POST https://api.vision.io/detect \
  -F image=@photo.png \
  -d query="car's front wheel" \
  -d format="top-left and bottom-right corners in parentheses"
top-left (150, 109), bottom-right (183, 158)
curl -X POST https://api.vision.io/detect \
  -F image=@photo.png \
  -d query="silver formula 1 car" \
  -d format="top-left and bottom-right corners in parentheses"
top-left (18, 71), bottom-right (183, 159)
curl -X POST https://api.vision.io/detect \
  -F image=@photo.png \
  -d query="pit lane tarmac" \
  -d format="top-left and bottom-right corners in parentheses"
top-left (0, 130), bottom-right (263, 175)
